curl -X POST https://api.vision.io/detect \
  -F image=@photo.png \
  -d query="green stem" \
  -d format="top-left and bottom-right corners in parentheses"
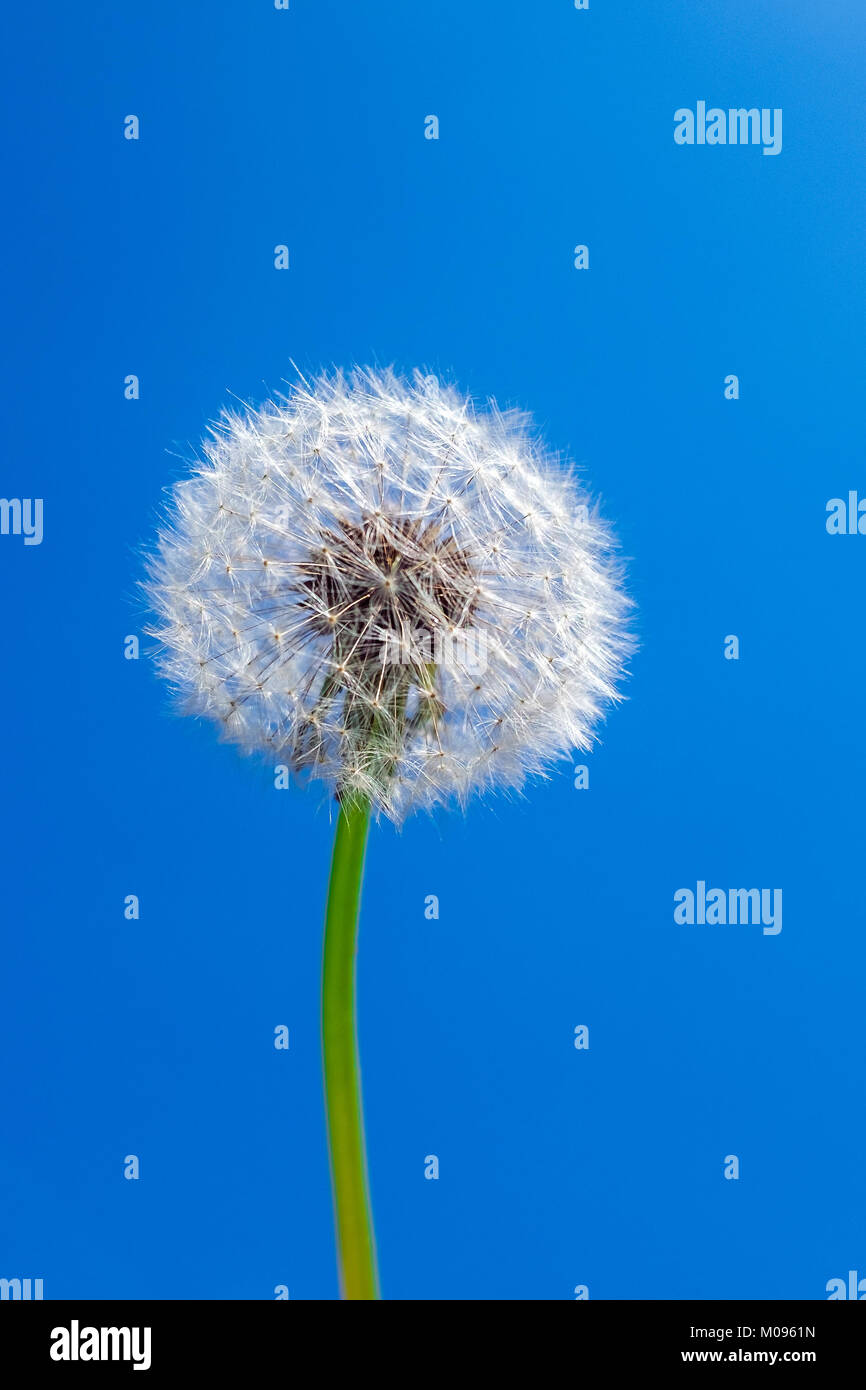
top-left (321, 794), bottom-right (380, 1300)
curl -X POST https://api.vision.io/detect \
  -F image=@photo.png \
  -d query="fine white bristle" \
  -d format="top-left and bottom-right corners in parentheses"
top-left (145, 367), bottom-right (633, 821)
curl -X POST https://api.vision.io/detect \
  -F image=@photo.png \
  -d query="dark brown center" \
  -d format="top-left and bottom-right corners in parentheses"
top-left (297, 513), bottom-right (478, 665)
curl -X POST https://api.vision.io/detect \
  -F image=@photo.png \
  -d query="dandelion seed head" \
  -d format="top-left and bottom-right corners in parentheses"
top-left (145, 367), bottom-right (633, 821)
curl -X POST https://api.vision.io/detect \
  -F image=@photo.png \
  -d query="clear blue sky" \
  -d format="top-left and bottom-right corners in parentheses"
top-left (2, 0), bottom-right (864, 1299)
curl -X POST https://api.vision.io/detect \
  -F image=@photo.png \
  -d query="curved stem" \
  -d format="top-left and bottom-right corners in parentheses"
top-left (321, 795), bottom-right (379, 1300)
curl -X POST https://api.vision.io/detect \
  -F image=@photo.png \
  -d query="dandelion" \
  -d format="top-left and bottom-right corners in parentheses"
top-left (145, 367), bottom-right (633, 1298)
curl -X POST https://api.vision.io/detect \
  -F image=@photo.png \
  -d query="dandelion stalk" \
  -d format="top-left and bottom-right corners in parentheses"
top-left (321, 792), bottom-right (379, 1300)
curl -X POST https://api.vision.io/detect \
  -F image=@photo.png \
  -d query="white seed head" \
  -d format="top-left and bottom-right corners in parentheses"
top-left (145, 368), bottom-right (633, 821)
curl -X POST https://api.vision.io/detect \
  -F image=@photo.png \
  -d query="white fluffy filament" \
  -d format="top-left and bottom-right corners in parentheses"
top-left (145, 368), bottom-right (633, 821)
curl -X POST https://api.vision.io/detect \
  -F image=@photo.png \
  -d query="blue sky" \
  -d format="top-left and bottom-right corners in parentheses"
top-left (1, 0), bottom-right (864, 1299)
